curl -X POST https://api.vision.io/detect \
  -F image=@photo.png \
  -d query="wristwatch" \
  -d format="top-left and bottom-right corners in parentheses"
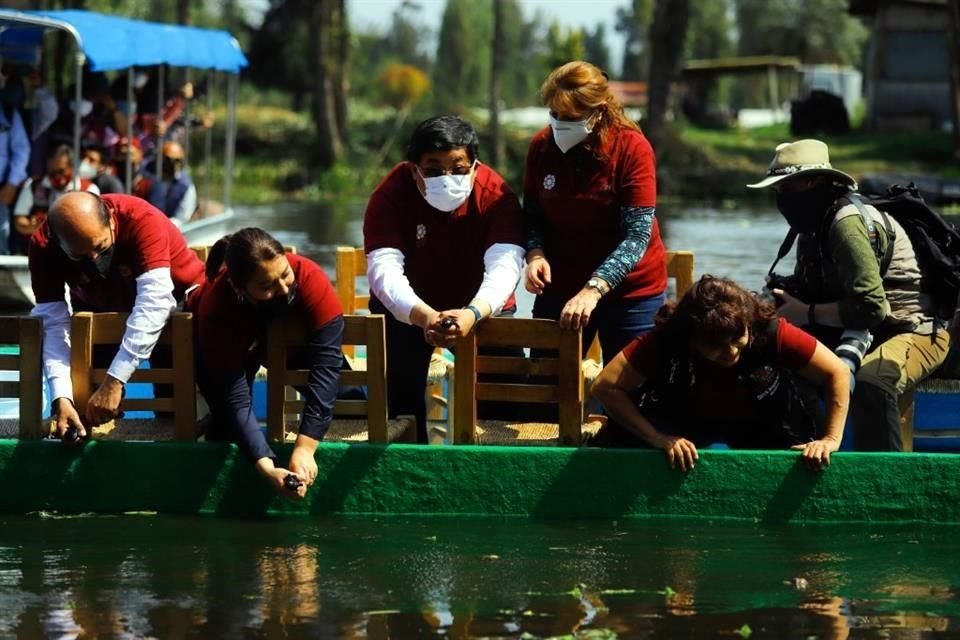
top-left (586, 277), bottom-right (606, 297)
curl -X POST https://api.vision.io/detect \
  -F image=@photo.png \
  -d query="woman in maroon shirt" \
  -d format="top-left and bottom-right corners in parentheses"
top-left (188, 228), bottom-right (343, 498)
top-left (523, 61), bottom-right (668, 360)
top-left (591, 276), bottom-right (850, 472)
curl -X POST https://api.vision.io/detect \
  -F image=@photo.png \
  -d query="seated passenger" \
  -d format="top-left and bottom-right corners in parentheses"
top-left (111, 136), bottom-right (149, 197)
top-left (363, 114), bottom-right (525, 442)
top-left (141, 141), bottom-right (197, 225)
top-left (187, 228), bottom-right (343, 499)
top-left (78, 143), bottom-right (125, 195)
top-left (29, 192), bottom-right (205, 438)
top-left (591, 276), bottom-right (850, 471)
top-left (12, 144), bottom-right (100, 254)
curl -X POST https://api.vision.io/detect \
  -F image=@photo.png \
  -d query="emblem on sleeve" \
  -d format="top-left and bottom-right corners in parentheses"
top-left (543, 174), bottom-right (556, 190)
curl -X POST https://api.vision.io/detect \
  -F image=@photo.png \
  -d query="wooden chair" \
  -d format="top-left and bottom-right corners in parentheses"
top-left (452, 317), bottom-right (601, 446)
top-left (585, 250), bottom-right (695, 363)
top-left (265, 313), bottom-right (414, 443)
top-left (0, 317), bottom-right (44, 439)
top-left (335, 246), bottom-right (453, 422)
top-left (70, 312), bottom-right (197, 441)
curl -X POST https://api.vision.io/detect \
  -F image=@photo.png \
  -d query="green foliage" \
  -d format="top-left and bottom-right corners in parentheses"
top-left (616, 0), bottom-right (655, 80)
top-left (584, 24), bottom-right (613, 73)
top-left (433, 0), bottom-right (492, 111)
top-left (542, 21), bottom-right (587, 71)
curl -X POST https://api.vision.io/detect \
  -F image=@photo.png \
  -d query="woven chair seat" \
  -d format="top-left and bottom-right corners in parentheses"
top-left (0, 418), bottom-right (25, 438)
top-left (348, 352), bottom-right (452, 385)
top-left (474, 418), bottom-right (604, 446)
top-left (304, 416), bottom-right (415, 443)
top-left (91, 418), bottom-right (177, 441)
top-left (917, 378), bottom-right (960, 394)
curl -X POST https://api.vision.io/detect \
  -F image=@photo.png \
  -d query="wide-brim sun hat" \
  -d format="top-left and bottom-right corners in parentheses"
top-left (746, 139), bottom-right (856, 189)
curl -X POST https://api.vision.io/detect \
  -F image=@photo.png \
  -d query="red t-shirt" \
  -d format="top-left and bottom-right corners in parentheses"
top-left (188, 253), bottom-right (342, 371)
top-left (523, 126), bottom-right (667, 300)
top-left (29, 193), bottom-right (204, 310)
top-left (363, 162), bottom-right (525, 312)
top-left (621, 318), bottom-right (817, 421)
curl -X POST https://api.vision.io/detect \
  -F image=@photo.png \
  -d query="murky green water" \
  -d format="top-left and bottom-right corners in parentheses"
top-left (2, 514), bottom-right (960, 638)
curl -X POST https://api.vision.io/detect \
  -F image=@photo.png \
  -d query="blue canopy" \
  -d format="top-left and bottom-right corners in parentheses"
top-left (0, 9), bottom-right (247, 73)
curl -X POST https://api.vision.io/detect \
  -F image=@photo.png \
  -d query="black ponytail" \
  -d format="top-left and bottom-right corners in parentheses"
top-left (205, 235), bottom-right (231, 280)
top-left (206, 228), bottom-right (286, 286)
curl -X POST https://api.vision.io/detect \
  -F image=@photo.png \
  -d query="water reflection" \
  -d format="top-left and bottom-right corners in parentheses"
top-left (2, 515), bottom-right (960, 638)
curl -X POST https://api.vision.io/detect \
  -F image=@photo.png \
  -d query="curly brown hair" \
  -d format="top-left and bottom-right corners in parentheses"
top-left (655, 275), bottom-right (777, 351)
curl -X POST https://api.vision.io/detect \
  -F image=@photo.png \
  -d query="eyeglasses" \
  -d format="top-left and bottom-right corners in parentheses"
top-left (417, 165), bottom-right (473, 179)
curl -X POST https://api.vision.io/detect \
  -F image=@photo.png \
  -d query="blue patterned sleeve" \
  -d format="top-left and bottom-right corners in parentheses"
top-left (593, 206), bottom-right (655, 290)
top-left (523, 191), bottom-right (547, 253)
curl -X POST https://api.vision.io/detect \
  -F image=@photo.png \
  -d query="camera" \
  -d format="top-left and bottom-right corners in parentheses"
top-left (62, 425), bottom-right (81, 444)
top-left (440, 317), bottom-right (458, 330)
top-left (283, 474), bottom-right (303, 491)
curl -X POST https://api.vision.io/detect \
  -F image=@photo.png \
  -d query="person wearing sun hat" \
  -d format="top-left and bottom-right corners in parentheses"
top-left (748, 139), bottom-right (950, 452)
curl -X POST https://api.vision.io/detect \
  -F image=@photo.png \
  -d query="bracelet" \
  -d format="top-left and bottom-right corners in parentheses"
top-left (808, 304), bottom-right (816, 325)
top-left (463, 305), bottom-right (482, 323)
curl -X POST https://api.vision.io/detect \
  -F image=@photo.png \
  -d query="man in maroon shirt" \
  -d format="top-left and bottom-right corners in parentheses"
top-left (29, 192), bottom-right (204, 439)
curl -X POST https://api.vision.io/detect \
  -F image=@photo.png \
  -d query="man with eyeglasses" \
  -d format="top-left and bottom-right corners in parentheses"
top-left (28, 191), bottom-right (204, 440)
top-left (363, 114), bottom-right (525, 442)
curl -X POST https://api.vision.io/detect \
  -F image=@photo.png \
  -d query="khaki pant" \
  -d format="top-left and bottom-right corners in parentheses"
top-left (852, 328), bottom-right (951, 450)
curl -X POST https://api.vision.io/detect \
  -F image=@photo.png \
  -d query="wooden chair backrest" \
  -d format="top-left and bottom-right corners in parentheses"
top-left (453, 317), bottom-right (583, 446)
top-left (265, 314), bottom-right (389, 443)
top-left (0, 317), bottom-right (44, 438)
top-left (335, 246), bottom-right (370, 315)
top-left (70, 312), bottom-right (197, 440)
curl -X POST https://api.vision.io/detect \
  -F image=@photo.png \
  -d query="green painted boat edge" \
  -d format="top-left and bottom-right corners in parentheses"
top-left (0, 439), bottom-right (955, 524)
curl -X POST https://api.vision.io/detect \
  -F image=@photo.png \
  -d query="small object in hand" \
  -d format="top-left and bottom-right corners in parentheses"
top-left (283, 474), bottom-right (303, 491)
top-left (62, 425), bottom-right (81, 444)
top-left (440, 316), bottom-right (459, 330)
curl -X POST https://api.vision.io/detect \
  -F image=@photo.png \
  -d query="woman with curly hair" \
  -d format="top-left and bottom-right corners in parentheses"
top-left (523, 60), bottom-right (667, 360)
top-left (591, 275), bottom-right (850, 471)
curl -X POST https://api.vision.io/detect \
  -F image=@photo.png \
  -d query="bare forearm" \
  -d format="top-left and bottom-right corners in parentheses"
top-left (593, 386), bottom-right (663, 446)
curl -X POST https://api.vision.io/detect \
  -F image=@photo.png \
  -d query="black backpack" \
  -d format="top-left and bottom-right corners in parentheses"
top-left (769, 184), bottom-right (960, 321)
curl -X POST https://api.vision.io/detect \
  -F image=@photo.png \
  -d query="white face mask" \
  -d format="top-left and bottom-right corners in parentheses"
top-left (550, 113), bottom-right (596, 153)
top-left (134, 72), bottom-right (149, 90)
top-left (78, 160), bottom-right (98, 179)
top-left (417, 161), bottom-right (476, 212)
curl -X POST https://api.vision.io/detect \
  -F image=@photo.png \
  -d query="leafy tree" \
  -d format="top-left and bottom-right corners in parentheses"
top-left (543, 21), bottom-right (586, 71)
top-left (433, 0), bottom-right (492, 110)
top-left (584, 24), bottom-right (613, 74)
top-left (616, 0), bottom-right (654, 80)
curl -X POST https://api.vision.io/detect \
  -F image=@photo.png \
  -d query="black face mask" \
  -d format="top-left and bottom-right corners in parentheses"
top-left (84, 244), bottom-right (115, 280)
top-left (775, 186), bottom-right (839, 234)
top-left (161, 158), bottom-right (180, 181)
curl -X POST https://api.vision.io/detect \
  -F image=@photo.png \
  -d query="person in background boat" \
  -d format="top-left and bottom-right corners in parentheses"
top-left (139, 141), bottom-right (197, 226)
top-left (187, 228), bottom-right (344, 499)
top-left (0, 67), bottom-right (31, 257)
top-left (591, 276), bottom-right (850, 472)
top-left (18, 65), bottom-right (59, 179)
top-left (28, 191), bottom-right (204, 439)
top-left (363, 114), bottom-right (525, 442)
top-left (78, 143), bottom-right (125, 195)
top-left (110, 66), bottom-right (195, 160)
top-left (11, 144), bottom-right (100, 255)
top-left (111, 136), bottom-right (149, 197)
top-left (523, 61), bottom-right (667, 360)
top-left (52, 74), bottom-right (126, 152)
top-left (748, 139), bottom-right (950, 451)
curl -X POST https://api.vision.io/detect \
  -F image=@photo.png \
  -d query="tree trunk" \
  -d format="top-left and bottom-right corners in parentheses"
top-left (949, 0), bottom-right (960, 159)
top-left (488, 0), bottom-right (506, 172)
top-left (309, 0), bottom-right (344, 169)
top-left (645, 0), bottom-right (690, 150)
top-left (333, 0), bottom-right (350, 144)
top-left (176, 0), bottom-right (190, 25)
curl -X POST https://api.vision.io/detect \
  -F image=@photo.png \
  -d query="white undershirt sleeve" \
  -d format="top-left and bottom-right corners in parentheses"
top-left (366, 247), bottom-right (426, 325)
top-left (174, 184), bottom-right (197, 223)
top-left (106, 267), bottom-right (177, 382)
top-left (31, 300), bottom-right (73, 402)
top-left (473, 243), bottom-right (524, 314)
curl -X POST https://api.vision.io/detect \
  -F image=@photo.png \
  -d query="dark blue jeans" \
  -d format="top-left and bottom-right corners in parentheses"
top-left (532, 289), bottom-right (666, 362)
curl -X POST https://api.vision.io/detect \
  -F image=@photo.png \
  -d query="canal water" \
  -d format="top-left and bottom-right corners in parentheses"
top-left (232, 200), bottom-right (795, 313)
top-left (2, 513), bottom-right (959, 638)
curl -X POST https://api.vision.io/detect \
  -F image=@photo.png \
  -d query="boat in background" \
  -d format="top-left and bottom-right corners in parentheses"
top-left (0, 8), bottom-right (248, 309)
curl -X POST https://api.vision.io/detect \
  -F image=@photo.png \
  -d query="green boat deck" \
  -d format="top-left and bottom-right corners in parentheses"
top-left (0, 440), bottom-right (956, 523)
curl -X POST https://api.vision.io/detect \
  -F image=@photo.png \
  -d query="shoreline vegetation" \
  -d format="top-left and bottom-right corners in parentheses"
top-left (195, 100), bottom-right (958, 210)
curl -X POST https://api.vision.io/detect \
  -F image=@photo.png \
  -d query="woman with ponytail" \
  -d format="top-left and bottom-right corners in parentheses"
top-left (187, 228), bottom-right (343, 498)
top-left (590, 276), bottom-right (850, 472)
